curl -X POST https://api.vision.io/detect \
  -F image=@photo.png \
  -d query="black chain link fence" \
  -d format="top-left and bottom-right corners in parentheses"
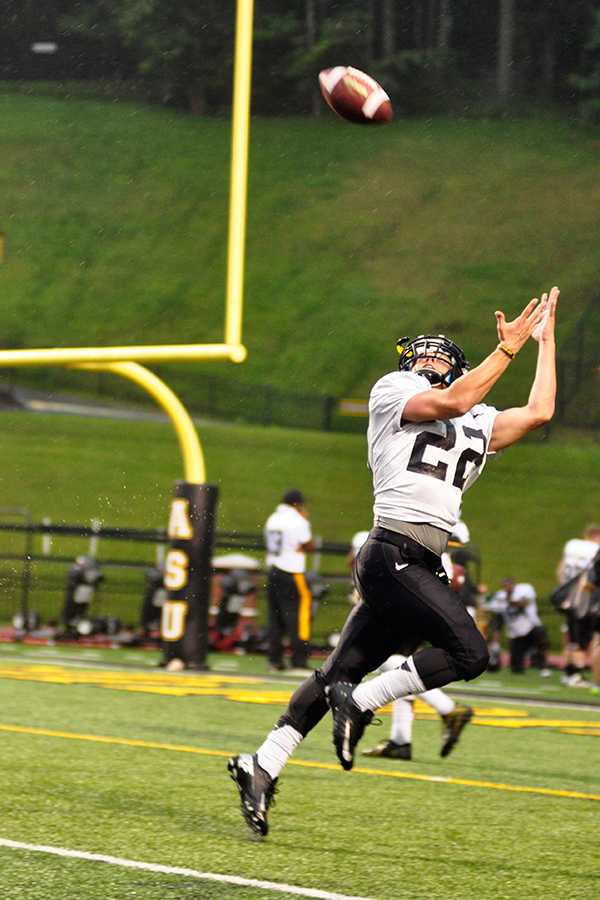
top-left (0, 521), bottom-right (353, 647)
top-left (185, 375), bottom-right (340, 432)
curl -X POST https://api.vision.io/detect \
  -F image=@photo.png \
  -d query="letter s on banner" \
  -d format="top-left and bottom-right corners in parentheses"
top-left (164, 549), bottom-right (189, 591)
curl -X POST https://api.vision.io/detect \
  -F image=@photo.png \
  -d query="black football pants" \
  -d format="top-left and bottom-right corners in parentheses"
top-left (278, 528), bottom-right (488, 737)
top-left (267, 566), bottom-right (312, 668)
top-left (509, 625), bottom-right (548, 673)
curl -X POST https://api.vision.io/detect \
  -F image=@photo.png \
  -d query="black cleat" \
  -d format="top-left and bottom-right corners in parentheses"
top-left (327, 681), bottom-right (373, 771)
top-left (228, 753), bottom-right (278, 836)
top-left (440, 704), bottom-right (473, 758)
top-left (362, 739), bottom-right (412, 760)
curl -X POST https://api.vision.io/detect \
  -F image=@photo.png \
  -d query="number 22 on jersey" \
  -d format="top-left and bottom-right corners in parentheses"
top-left (407, 422), bottom-right (486, 490)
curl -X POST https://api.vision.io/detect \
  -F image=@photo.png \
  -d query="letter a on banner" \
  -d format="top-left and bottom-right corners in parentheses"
top-left (168, 499), bottom-right (194, 541)
top-left (161, 481), bottom-right (219, 669)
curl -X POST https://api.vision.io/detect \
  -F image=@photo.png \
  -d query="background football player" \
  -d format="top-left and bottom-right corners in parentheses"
top-left (264, 489), bottom-right (316, 674)
top-left (556, 524), bottom-right (600, 685)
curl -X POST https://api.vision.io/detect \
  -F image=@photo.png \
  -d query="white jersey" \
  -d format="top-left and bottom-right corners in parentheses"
top-left (264, 504), bottom-right (312, 574)
top-left (351, 530), bottom-right (370, 558)
top-left (559, 538), bottom-right (600, 584)
top-left (367, 371), bottom-right (498, 532)
top-left (450, 519), bottom-right (470, 545)
top-left (487, 583), bottom-right (541, 639)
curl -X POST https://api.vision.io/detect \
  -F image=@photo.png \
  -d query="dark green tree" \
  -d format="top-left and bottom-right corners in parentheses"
top-left (496, 0), bottom-right (515, 101)
top-left (46, 0), bottom-right (600, 117)
top-left (572, 4), bottom-right (600, 120)
top-left (62, 0), bottom-right (235, 113)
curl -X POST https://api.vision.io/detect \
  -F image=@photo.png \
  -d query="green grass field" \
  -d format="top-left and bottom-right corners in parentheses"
top-left (0, 645), bottom-right (598, 899)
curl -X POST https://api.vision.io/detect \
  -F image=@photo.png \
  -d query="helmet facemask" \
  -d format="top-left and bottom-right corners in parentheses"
top-left (396, 334), bottom-right (470, 387)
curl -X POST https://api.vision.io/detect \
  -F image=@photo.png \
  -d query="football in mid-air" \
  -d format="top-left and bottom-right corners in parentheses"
top-left (318, 66), bottom-right (393, 124)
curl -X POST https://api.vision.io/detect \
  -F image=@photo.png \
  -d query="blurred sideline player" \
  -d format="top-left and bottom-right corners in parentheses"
top-left (587, 548), bottom-right (600, 688)
top-left (362, 653), bottom-right (473, 759)
top-left (485, 578), bottom-right (549, 675)
top-left (557, 525), bottom-right (600, 584)
top-left (229, 287), bottom-right (558, 837)
top-left (264, 489), bottom-right (316, 674)
top-left (556, 524), bottom-right (600, 686)
top-left (208, 554), bottom-right (259, 653)
top-left (349, 527), bottom-right (473, 760)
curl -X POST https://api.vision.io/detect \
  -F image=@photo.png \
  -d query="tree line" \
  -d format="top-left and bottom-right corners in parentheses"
top-left (2, 1), bottom-right (600, 119)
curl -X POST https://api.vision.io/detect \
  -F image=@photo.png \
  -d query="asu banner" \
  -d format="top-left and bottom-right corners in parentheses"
top-left (161, 481), bottom-right (219, 669)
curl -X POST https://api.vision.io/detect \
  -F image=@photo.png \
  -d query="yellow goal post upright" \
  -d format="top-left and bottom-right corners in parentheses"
top-left (0, 0), bottom-right (256, 669)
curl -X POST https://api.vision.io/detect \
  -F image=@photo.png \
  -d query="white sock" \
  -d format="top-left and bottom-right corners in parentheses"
top-left (390, 698), bottom-right (414, 745)
top-left (353, 655), bottom-right (426, 712)
top-left (379, 653), bottom-right (407, 672)
top-left (421, 688), bottom-right (455, 717)
top-left (256, 724), bottom-right (303, 779)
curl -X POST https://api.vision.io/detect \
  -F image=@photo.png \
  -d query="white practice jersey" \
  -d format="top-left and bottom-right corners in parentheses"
top-left (450, 519), bottom-right (470, 545)
top-left (559, 538), bottom-right (600, 584)
top-left (368, 371), bottom-right (498, 532)
top-left (487, 583), bottom-right (540, 639)
top-left (264, 504), bottom-right (312, 574)
top-left (351, 530), bottom-right (370, 558)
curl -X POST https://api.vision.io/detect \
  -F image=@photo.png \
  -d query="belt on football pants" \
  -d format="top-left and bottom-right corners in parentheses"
top-left (370, 526), bottom-right (442, 572)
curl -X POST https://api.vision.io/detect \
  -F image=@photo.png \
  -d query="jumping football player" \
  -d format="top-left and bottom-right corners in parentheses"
top-left (229, 286), bottom-right (558, 836)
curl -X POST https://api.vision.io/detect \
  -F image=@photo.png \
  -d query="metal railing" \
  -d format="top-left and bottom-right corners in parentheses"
top-left (0, 518), bottom-right (353, 643)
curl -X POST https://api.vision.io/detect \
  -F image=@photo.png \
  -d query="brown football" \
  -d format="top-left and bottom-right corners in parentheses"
top-left (318, 66), bottom-right (393, 125)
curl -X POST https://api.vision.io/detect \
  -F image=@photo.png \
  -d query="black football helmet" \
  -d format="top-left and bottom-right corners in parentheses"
top-left (396, 334), bottom-right (469, 387)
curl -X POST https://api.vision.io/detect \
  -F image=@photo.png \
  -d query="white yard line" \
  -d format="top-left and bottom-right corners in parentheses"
top-left (0, 838), bottom-right (373, 900)
top-left (451, 688), bottom-right (600, 712)
top-left (0, 653), bottom-right (119, 671)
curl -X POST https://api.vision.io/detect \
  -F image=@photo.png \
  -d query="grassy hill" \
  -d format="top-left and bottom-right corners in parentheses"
top-left (1, 90), bottom-right (600, 415)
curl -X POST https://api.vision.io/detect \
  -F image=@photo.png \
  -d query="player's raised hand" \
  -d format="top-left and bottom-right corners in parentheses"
top-left (532, 286), bottom-right (559, 343)
top-left (494, 294), bottom-right (547, 354)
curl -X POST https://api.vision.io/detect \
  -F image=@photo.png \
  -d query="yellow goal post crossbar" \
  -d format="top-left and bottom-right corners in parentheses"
top-left (0, 343), bottom-right (246, 368)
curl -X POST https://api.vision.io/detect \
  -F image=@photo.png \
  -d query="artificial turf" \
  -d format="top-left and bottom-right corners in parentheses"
top-left (0, 648), bottom-right (598, 899)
